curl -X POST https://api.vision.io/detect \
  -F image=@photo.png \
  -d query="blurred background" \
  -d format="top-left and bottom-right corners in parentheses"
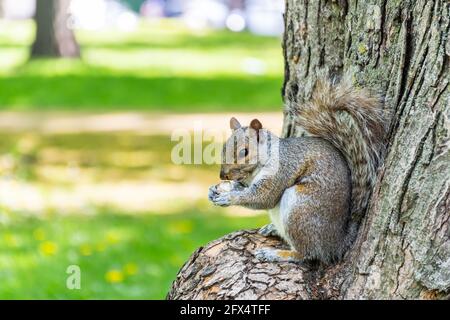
top-left (0, 0), bottom-right (284, 299)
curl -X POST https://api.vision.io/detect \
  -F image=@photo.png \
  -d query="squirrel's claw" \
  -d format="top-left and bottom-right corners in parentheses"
top-left (254, 248), bottom-right (302, 263)
top-left (211, 192), bottom-right (232, 206)
top-left (258, 224), bottom-right (279, 237)
top-left (254, 248), bottom-right (272, 262)
top-left (208, 184), bottom-right (234, 206)
top-left (208, 185), bottom-right (219, 201)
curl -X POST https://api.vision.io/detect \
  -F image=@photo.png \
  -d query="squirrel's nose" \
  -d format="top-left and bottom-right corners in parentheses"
top-left (220, 168), bottom-right (229, 180)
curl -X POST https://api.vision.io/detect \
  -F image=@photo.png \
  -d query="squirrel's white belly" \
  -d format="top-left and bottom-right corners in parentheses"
top-left (268, 205), bottom-right (284, 238)
top-left (268, 187), bottom-right (297, 244)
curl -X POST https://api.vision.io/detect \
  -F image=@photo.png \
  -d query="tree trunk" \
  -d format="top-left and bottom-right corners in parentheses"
top-left (31, 0), bottom-right (80, 58)
top-left (168, 0), bottom-right (449, 300)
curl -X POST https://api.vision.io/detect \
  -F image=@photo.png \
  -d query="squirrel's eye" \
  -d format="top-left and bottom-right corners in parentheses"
top-left (239, 148), bottom-right (248, 158)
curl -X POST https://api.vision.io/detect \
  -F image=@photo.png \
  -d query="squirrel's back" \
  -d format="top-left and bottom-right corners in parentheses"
top-left (291, 75), bottom-right (388, 241)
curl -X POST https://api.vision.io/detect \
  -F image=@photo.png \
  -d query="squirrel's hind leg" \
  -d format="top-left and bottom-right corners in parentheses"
top-left (254, 247), bottom-right (302, 263)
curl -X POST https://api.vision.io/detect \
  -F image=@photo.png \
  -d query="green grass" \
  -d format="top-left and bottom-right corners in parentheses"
top-left (0, 131), bottom-right (221, 183)
top-left (0, 18), bottom-right (278, 299)
top-left (0, 131), bottom-right (268, 299)
top-left (0, 209), bottom-right (267, 299)
top-left (0, 19), bottom-right (283, 112)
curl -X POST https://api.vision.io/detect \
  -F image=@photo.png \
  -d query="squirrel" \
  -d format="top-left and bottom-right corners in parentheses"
top-left (208, 75), bottom-right (388, 265)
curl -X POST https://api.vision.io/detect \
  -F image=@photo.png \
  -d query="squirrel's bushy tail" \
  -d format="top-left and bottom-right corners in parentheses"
top-left (293, 76), bottom-right (388, 229)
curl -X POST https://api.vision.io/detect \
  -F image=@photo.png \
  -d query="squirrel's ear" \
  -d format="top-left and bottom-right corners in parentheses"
top-left (230, 117), bottom-right (241, 130)
top-left (250, 119), bottom-right (263, 131)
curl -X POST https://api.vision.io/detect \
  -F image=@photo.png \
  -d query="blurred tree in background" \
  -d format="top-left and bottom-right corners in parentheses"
top-left (120, 0), bottom-right (146, 13)
top-left (31, 0), bottom-right (80, 58)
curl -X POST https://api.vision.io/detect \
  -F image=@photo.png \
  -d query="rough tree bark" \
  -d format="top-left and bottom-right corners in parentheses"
top-left (31, 0), bottom-right (80, 58)
top-left (168, 0), bottom-right (449, 299)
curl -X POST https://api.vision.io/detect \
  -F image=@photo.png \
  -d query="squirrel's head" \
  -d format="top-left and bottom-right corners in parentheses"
top-left (220, 117), bottom-right (263, 182)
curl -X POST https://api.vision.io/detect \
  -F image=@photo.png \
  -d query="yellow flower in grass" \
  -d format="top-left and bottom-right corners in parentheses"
top-left (4, 233), bottom-right (18, 247)
top-left (39, 241), bottom-right (58, 256)
top-left (105, 269), bottom-right (124, 283)
top-left (168, 220), bottom-right (194, 235)
top-left (105, 231), bottom-right (120, 244)
top-left (96, 242), bottom-right (106, 252)
top-left (79, 244), bottom-right (92, 256)
top-left (123, 263), bottom-right (138, 276)
top-left (33, 228), bottom-right (46, 241)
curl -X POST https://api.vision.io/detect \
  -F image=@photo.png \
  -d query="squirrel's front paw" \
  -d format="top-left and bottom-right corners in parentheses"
top-left (208, 184), bottom-right (231, 206)
top-left (210, 191), bottom-right (234, 207)
top-left (208, 185), bottom-right (218, 202)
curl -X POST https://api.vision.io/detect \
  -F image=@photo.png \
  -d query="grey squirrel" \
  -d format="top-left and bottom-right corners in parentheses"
top-left (208, 76), bottom-right (388, 264)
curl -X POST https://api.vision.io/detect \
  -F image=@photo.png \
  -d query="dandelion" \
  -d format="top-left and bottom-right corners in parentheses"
top-left (105, 231), bottom-right (120, 244)
top-left (33, 228), bottom-right (46, 241)
top-left (168, 220), bottom-right (194, 235)
top-left (39, 241), bottom-right (58, 256)
top-left (95, 242), bottom-right (106, 252)
top-left (105, 269), bottom-right (124, 283)
top-left (123, 263), bottom-right (138, 276)
top-left (79, 244), bottom-right (92, 256)
top-left (4, 233), bottom-right (18, 247)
